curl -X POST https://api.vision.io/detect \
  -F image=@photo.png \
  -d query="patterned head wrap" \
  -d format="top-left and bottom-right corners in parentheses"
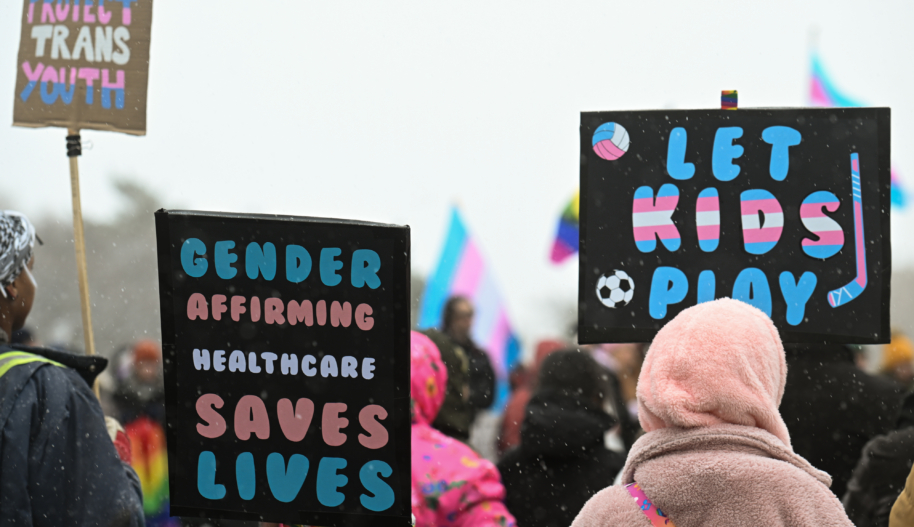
top-left (0, 211), bottom-right (37, 298)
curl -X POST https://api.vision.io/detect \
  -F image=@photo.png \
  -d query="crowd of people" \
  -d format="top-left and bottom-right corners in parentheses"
top-left (5, 208), bottom-right (914, 526)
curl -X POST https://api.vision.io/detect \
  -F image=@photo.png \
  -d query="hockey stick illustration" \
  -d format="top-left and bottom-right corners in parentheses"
top-left (828, 153), bottom-right (866, 308)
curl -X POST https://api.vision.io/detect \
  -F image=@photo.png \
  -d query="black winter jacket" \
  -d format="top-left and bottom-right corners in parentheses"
top-left (843, 392), bottom-right (914, 527)
top-left (0, 344), bottom-right (145, 526)
top-left (780, 344), bottom-right (905, 498)
top-left (497, 389), bottom-right (624, 527)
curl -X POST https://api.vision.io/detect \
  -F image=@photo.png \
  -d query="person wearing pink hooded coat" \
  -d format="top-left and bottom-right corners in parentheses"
top-left (571, 298), bottom-right (854, 527)
top-left (409, 331), bottom-right (516, 527)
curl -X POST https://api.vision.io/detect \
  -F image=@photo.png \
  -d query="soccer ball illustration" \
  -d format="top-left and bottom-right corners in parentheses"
top-left (596, 270), bottom-right (634, 308)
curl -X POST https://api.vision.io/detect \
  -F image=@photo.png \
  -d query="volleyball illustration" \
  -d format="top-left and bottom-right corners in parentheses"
top-left (592, 122), bottom-right (630, 161)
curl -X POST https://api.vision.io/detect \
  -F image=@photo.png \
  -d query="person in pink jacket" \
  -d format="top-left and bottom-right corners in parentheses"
top-left (409, 331), bottom-right (516, 527)
top-left (571, 298), bottom-right (854, 527)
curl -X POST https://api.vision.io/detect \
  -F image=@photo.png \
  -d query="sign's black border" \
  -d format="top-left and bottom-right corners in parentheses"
top-left (155, 209), bottom-right (412, 526)
top-left (578, 107), bottom-right (892, 345)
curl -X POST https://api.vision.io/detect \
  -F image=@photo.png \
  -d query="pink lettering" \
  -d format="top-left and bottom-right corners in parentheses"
top-left (330, 301), bottom-right (351, 328)
top-left (234, 395), bottom-right (270, 440)
top-left (97, 2), bottom-right (111, 24)
top-left (55, 1), bottom-right (70, 21)
top-left (358, 405), bottom-right (389, 449)
top-left (41, 2), bottom-right (56, 23)
top-left (265, 298), bottom-right (285, 325)
top-left (101, 69), bottom-right (125, 89)
top-left (40, 66), bottom-right (58, 83)
top-left (321, 403), bottom-right (348, 446)
top-left (355, 304), bottom-right (374, 331)
top-left (82, 3), bottom-right (95, 22)
top-left (250, 296), bottom-right (261, 322)
top-left (195, 394), bottom-right (226, 439)
top-left (230, 295), bottom-right (247, 321)
top-left (276, 398), bottom-right (314, 442)
top-left (187, 293), bottom-right (208, 320)
top-left (211, 294), bottom-right (227, 321)
top-left (77, 67), bottom-right (99, 86)
top-left (287, 300), bottom-right (313, 326)
top-left (22, 61), bottom-right (45, 83)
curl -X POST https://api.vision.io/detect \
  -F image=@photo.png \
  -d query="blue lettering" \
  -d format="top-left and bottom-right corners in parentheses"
top-left (697, 270), bottom-right (715, 303)
top-left (359, 460), bottom-right (395, 512)
top-left (197, 451), bottom-right (226, 500)
top-left (215, 241), bottom-right (238, 279)
top-left (245, 242), bottom-right (277, 280)
top-left (732, 268), bottom-right (772, 316)
top-left (286, 245), bottom-right (312, 283)
top-left (779, 271), bottom-right (817, 326)
top-left (320, 248), bottom-right (344, 287)
top-left (351, 249), bottom-right (381, 289)
top-left (316, 457), bottom-right (348, 507)
top-left (649, 267), bottom-right (689, 320)
top-left (712, 127), bottom-right (744, 181)
top-left (236, 452), bottom-right (256, 500)
top-left (266, 453), bottom-right (309, 503)
top-left (180, 238), bottom-right (207, 278)
top-left (762, 126), bottom-right (802, 181)
top-left (666, 127), bottom-right (695, 180)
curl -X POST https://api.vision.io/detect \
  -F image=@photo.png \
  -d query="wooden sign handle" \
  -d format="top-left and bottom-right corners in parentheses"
top-left (67, 129), bottom-right (100, 398)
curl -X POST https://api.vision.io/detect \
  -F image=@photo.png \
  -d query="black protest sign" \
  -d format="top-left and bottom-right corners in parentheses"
top-left (578, 108), bottom-right (891, 344)
top-left (155, 210), bottom-right (411, 526)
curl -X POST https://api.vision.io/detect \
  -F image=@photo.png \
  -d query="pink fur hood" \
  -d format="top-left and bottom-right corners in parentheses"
top-left (571, 299), bottom-right (853, 526)
top-left (571, 425), bottom-right (852, 526)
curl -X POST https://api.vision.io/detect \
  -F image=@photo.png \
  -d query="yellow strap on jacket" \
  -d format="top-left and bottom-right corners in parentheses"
top-left (0, 351), bottom-right (64, 379)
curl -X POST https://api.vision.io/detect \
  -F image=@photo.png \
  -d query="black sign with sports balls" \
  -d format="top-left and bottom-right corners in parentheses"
top-left (578, 108), bottom-right (891, 344)
top-left (155, 210), bottom-right (411, 526)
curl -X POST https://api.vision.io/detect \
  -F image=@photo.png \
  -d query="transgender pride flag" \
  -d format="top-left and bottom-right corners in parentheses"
top-left (810, 53), bottom-right (906, 208)
top-left (418, 207), bottom-right (522, 408)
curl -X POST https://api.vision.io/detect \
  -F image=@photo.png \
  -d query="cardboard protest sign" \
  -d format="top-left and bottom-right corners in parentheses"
top-left (13, 0), bottom-right (152, 135)
top-left (155, 210), bottom-right (411, 526)
top-left (579, 108), bottom-right (891, 344)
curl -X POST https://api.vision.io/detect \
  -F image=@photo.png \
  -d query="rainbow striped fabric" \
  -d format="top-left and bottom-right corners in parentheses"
top-left (126, 416), bottom-right (179, 527)
top-left (550, 191), bottom-right (580, 263)
top-left (418, 207), bottom-right (521, 407)
top-left (721, 90), bottom-right (738, 110)
top-left (810, 53), bottom-right (905, 208)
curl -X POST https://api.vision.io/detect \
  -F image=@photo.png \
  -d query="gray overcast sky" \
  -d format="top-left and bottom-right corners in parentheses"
top-left (2, 0), bottom-right (913, 347)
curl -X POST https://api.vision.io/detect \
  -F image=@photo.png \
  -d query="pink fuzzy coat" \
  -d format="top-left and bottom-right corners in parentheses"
top-left (571, 298), bottom-right (853, 527)
top-left (409, 332), bottom-right (516, 527)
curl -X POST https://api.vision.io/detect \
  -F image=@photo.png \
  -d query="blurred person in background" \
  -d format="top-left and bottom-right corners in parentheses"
top-left (0, 210), bottom-right (144, 525)
top-left (844, 390), bottom-right (914, 526)
top-left (410, 331), bottom-right (516, 527)
top-left (497, 339), bottom-right (563, 455)
top-left (591, 343), bottom-right (646, 451)
top-left (780, 343), bottom-right (905, 498)
top-left (441, 296), bottom-right (496, 419)
top-left (114, 339), bottom-right (175, 526)
top-left (422, 328), bottom-right (473, 442)
top-left (881, 331), bottom-right (914, 389)
top-left (498, 349), bottom-right (624, 527)
top-left (572, 299), bottom-right (854, 526)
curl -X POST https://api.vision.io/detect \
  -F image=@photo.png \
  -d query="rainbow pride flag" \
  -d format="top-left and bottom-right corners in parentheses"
top-left (550, 191), bottom-right (580, 263)
top-left (418, 207), bottom-right (521, 407)
top-left (126, 416), bottom-right (179, 527)
top-left (810, 53), bottom-right (906, 208)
